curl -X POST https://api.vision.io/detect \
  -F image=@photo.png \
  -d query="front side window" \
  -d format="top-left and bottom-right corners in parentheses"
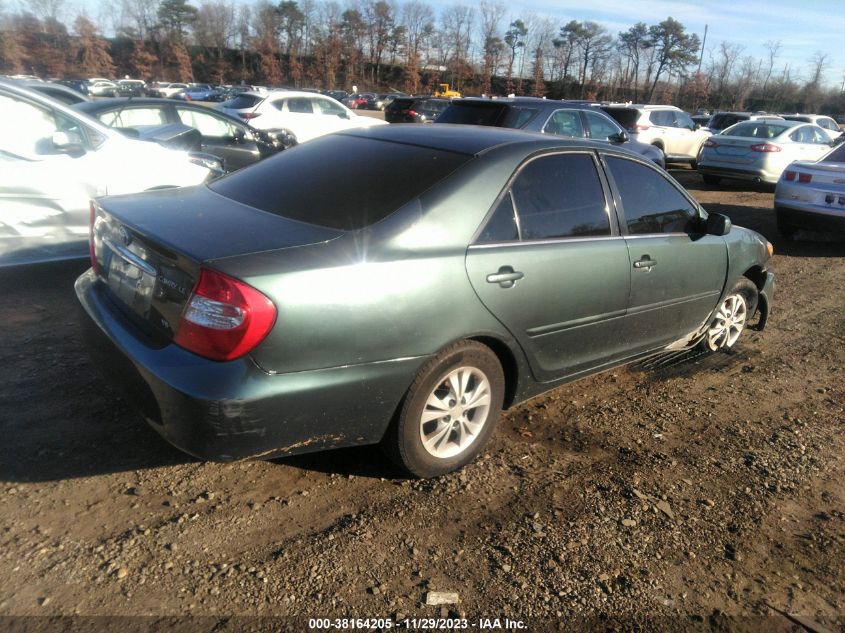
top-left (584, 110), bottom-right (622, 140)
top-left (176, 108), bottom-right (237, 138)
top-left (315, 97), bottom-right (346, 116)
top-left (674, 111), bottom-right (695, 130)
top-left (99, 107), bottom-right (166, 128)
top-left (605, 156), bottom-right (696, 235)
top-left (508, 153), bottom-right (610, 240)
top-left (0, 94), bottom-right (89, 158)
top-left (543, 110), bottom-right (584, 138)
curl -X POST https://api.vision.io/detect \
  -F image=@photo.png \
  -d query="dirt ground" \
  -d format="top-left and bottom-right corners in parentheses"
top-left (0, 168), bottom-right (843, 632)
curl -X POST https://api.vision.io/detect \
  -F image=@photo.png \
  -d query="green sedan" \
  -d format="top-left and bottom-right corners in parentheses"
top-left (76, 125), bottom-right (774, 478)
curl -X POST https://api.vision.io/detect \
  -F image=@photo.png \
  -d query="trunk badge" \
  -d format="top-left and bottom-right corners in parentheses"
top-left (118, 226), bottom-right (132, 246)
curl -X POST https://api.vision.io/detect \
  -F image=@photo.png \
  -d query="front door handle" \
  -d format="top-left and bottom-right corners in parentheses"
top-left (633, 255), bottom-right (657, 269)
top-left (486, 266), bottom-right (524, 288)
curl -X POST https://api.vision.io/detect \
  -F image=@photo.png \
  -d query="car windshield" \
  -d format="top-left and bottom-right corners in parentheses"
top-left (224, 94), bottom-right (263, 109)
top-left (209, 135), bottom-right (472, 230)
top-left (722, 122), bottom-right (790, 138)
top-left (821, 143), bottom-right (845, 163)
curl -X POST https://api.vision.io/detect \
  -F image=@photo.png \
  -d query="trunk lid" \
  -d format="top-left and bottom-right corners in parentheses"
top-left (91, 185), bottom-right (343, 341)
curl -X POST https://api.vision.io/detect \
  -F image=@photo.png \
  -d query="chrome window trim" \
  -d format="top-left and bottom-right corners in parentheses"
top-left (468, 235), bottom-right (624, 250)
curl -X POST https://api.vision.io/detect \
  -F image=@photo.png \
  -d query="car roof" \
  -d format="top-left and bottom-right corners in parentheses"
top-left (450, 97), bottom-right (609, 112)
top-left (339, 122), bottom-right (632, 156)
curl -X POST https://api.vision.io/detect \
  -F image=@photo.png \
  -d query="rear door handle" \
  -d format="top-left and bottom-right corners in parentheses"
top-left (633, 255), bottom-right (657, 269)
top-left (486, 266), bottom-right (524, 288)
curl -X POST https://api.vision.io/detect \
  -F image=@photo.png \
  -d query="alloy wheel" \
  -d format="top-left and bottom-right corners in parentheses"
top-left (419, 366), bottom-right (491, 459)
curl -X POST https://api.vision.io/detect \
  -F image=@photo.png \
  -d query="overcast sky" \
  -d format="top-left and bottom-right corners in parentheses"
top-left (70, 0), bottom-right (845, 88)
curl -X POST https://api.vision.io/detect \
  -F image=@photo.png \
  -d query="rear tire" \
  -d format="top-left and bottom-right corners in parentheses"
top-left (702, 174), bottom-right (721, 186)
top-left (382, 340), bottom-right (504, 478)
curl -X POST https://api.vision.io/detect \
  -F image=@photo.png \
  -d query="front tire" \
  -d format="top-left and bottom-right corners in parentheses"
top-left (703, 279), bottom-right (758, 352)
top-left (382, 340), bottom-right (504, 478)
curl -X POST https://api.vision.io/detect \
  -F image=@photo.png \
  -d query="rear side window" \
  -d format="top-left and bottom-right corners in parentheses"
top-left (209, 135), bottom-right (471, 230)
top-left (605, 156), bottom-right (696, 234)
top-left (509, 153), bottom-right (610, 240)
top-left (649, 110), bottom-right (675, 126)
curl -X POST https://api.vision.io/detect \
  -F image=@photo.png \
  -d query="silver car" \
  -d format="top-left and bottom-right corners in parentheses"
top-left (774, 142), bottom-right (845, 239)
top-left (697, 120), bottom-right (834, 185)
top-left (0, 80), bottom-right (213, 266)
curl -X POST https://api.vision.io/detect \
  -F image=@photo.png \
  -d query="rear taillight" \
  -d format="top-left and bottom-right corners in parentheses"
top-left (783, 170), bottom-right (796, 181)
top-left (174, 268), bottom-right (277, 361)
top-left (798, 172), bottom-right (812, 183)
top-left (750, 143), bottom-right (781, 153)
top-left (703, 139), bottom-right (717, 148)
top-left (89, 201), bottom-right (99, 274)
top-left (635, 124), bottom-right (650, 132)
top-left (239, 112), bottom-right (262, 120)
top-left (407, 110), bottom-right (417, 117)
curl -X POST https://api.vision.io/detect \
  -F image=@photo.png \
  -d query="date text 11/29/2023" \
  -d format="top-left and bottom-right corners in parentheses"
top-left (308, 617), bottom-right (527, 629)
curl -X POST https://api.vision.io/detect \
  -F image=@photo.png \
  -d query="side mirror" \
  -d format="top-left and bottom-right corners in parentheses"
top-left (51, 131), bottom-right (86, 157)
top-left (694, 123), bottom-right (701, 130)
top-left (609, 131), bottom-right (628, 143)
top-left (705, 212), bottom-right (731, 236)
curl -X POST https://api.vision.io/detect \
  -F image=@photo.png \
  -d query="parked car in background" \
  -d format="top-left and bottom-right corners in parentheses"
top-left (0, 80), bottom-right (213, 266)
top-left (217, 90), bottom-right (386, 144)
top-left (706, 112), bottom-right (784, 134)
top-left (55, 79), bottom-right (91, 96)
top-left (691, 113), bottom-right (712, 128)
top-left (435, 97), bottom-right (665, 167)
top-left (385, 97), bottom-right (450, 123)
top-left (346, 93), bottom-right (375, 109)
top-left (774, 142), bottom-right (845, 238)
top-left (14, 79), bottom-right (90, 105)
top-left (88, 80), bottom-right (119, 97)
top-left (76, 124), bottom-right (773, 478)
top-left (172, 85), bottom-right (222, 101)
top-left (73, 98), bottom-right (290, 171)
top-left (116, 79), bottom-right (146, 97)
top-left (375, 93), bottom-right (407, 110)
top-left (147, 82), bottom-right (189, 98)
top-left (600, 104), bottom-right (711, 165)
top-left (323, 89), bottom-right (348, 103)
top-left (779, 114), bottom-right (841, 140)
top-left (697, 120), bottom-right (834, 185)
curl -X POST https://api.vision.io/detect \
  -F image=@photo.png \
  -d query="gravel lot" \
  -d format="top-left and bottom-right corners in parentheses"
top-left (0, 168), bottom-right (843, 632)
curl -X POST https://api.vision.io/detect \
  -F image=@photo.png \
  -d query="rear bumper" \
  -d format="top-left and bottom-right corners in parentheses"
top-left (758, 271), bottom-right (775, 330)
top-left (75, 269), bottom-right (426, 461)
top-left (697, 164), bottom-right (777, 183)
top-left (775, 204), bottom-right (845, 234)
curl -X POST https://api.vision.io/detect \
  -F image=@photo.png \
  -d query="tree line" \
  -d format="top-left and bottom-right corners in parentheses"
top-left (1, 0), bottom-right (842, 114)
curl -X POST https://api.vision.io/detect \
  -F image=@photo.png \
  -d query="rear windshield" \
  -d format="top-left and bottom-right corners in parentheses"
top-left (723, 122), bottom-right (789, 138)
top-left (436, 103), bottom-right (539, 128)
top-left (601, 107), bottom-right (639, 130)
top-left (209, 135), bottom-right (472, 230)
top-left (223, 94), bottom-right (263, 109)
top-left (822, 143), bottom-right (845, 163)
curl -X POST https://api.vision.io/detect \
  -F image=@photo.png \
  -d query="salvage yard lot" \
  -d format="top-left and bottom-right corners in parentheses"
top-left (0, 170), bottom-right (843, 630)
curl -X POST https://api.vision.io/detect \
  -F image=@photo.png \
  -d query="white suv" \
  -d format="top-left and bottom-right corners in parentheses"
top-left (601, 104), bottom-right (711, 165)
top-left (217, 90), bottom-right (386, 144)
